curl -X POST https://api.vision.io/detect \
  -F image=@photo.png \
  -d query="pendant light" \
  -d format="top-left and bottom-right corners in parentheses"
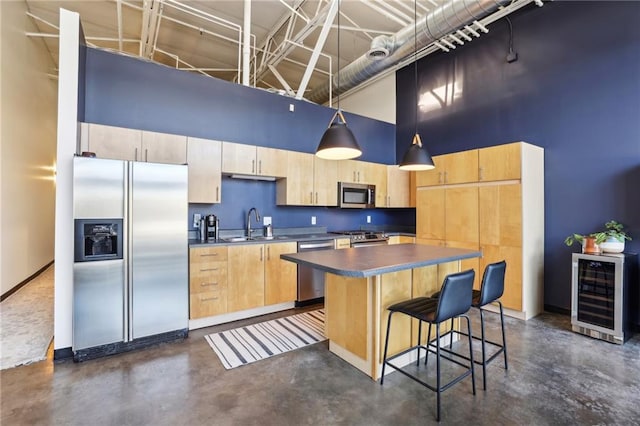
top-left (316, 0), bottom-right (362, 160)
top-left (399, 0), bottom-right (434, 171)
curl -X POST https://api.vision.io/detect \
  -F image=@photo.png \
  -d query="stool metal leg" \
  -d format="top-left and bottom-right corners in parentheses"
top-left (424, 322), bottom-right (432, 366)
top-left (436, 324), bottom-right (441, 422)
top-left (449, 318), bottom-right (454, 348)
top-left (380, 311), bottom-right (394, 385)
top-left (464, 314), bottom-right (476, 395)
top-left (499, 301), bottom-right (508, 370)
top-left (479, 308), bottom-right (488, 390)
top-left (416, 320), bottom-right (422, 366)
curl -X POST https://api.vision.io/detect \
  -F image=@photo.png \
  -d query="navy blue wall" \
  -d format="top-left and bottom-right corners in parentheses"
top-left (396, 1), bottom-right (640, 311)
top-left (83, 48), bottom-right (413, 231)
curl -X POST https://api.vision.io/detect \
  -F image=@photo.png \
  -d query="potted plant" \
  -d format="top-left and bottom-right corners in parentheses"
top-left (565, 220), bottom-right (631, 254)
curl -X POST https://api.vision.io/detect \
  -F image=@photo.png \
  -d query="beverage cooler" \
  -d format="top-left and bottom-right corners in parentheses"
top-left (571, 253), bottom-right (638, 344)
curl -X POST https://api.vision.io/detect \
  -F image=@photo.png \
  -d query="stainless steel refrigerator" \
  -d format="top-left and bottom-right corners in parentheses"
top-left (72, 156), bottom-right (188, 360)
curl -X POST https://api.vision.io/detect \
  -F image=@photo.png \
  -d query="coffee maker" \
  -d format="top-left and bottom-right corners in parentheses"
top-left (205, 214), bottom-right (219, 241)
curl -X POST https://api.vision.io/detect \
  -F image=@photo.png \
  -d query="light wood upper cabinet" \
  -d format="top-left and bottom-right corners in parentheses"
top-left (221, 142), bottom-right (255, 175)
top-left (141, 130), bottom-right (187, 164)
top-left (257, 146), bottom-right (287, 177)
top-left (80, 123), bottom-right (141, 161)
top-left (277, 152), bottom-right (338, 206)
top-left (187, 137), bottom-right (222, 204)
top-left (314, 157), bottom-right (338, 206)
top-left (445, 186), bottom-right (479, 245)
top-left (415, 150), bottom-right (479, 187)
top-left (367, 162), bottom-right (387, 207)
top-left (416, 187), bottom-right (445, 240)
top-left (264, 242), bottom-right (298, 305)
top-left (227, 244), bottom-right (265, 312)
top-left (385, 166), bottom-right (411, 207)
top-left (478, 142), bottom-right (522, 181)
top-left (276, 151), bottom-right (315, 205)
top-left (479, 184), bottom-right (522, 247)
top-left (221, 142), bottom-right (287, 177)
top-left (337, 160), bottom-right (368, 183)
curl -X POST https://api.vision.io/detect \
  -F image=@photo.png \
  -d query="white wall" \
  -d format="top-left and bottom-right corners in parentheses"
top-left (339, 73), bottom-right (396, 124)
top-left (0, 0), bottom-right (58, 296)
top-left (54, 9), bottom-right (81, 351)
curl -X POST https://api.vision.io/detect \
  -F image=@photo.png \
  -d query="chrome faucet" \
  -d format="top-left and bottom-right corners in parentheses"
top-left (246, 207), bottom-right (261, 238)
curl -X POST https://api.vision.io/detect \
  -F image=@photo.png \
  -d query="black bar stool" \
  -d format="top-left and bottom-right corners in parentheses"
top-left (380, 269), bottom-right (476, 422)
top-left (431, 260), bottom-right (508, 390)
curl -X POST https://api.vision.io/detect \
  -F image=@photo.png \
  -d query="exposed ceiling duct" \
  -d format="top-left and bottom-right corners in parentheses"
top-left (307, 0), bottom-right (512, 105)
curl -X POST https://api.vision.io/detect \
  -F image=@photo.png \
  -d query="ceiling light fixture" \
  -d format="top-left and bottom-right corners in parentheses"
top-left (399, 0), bottom-right (434, 172)
top-left (315, 0), bottom-right (362, 161)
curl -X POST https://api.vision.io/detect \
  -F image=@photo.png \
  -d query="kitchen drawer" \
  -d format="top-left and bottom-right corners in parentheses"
top-left (190, 246), bottom-right (228, 264)
top-left (189, 263), bottom-right (227, 293)
top-left (190, 290), bottom-right (227, 319)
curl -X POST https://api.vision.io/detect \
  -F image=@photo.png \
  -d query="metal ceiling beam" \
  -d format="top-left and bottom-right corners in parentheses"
top-left (116, 0), bottom-right (123, 51)
top-left (373, 0), bottom-right (413, 24)
top-left (359, 0), bottom-right (408, 26)
top-left (296, 0), bottom-right (338, 99)
top-left (268, 65), bottom-right (296, 96)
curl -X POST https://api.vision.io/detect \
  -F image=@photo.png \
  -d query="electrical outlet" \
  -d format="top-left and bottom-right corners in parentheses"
top-left (193, 213), bottom-right (201, 228)
top-left (311, 216), bottom-right (316, 225)
top-left (263, 216), bottom-right (272, 226)
top-left (289, 103), bottom-right (295, 112)
top-left (367, 215), bottom-right (371, 224)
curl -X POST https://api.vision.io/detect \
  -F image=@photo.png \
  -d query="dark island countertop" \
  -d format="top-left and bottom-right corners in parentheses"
top-left (281, 244), bottom-right (481, 278)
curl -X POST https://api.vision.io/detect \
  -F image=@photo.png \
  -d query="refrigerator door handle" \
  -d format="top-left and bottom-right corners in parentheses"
top-left (125, 161), bottom-right (134, 341)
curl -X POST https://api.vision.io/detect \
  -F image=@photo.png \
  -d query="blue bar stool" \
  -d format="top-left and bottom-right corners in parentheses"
top-left (380, 269), bottom-right (476, 422)
top-left (431, 260), bottom-right (508, 390)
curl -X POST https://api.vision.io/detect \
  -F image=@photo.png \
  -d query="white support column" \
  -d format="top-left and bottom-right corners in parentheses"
top-left (295, 0), bottom-right (339, 99)
top-left (54, 8), bottom-right (82, 351)
top-left (242, 0), bottom-right (251, 86)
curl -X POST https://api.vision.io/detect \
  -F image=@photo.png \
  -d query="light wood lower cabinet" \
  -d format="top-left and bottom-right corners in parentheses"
top-left (264, 242), bottom-right (297, 305)
top-left (227, 244), bottom-right (265, 312)
top-left (189, 246), bottom-right (228, 319)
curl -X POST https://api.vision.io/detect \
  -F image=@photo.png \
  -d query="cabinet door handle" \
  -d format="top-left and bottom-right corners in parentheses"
top-left (216, 186), bottom-right (219, 202)
top-left (267, 246), bottom-right (271, 260)
top-left (201, 296), bottom-right (219, 302)
top-left (145, 149), bottom-right (148, 162)
top-left (353, 171), bottom-right (356, 181)
top-left (252, 159), bottom-right (255, 174)
top-left (479, 166), bottom-right (484, 181)
top-left (200, 253), bottom-right (218, 257)
top-left (200, 267), bottom-right (219, 272)
top-left (200, 281), bottom-right (218, 287)
top-left (444, 171), bottom-right (448, 183)
top-left (438, 172), bottom-right (443, 184)
top-left (260, 247), bottom-right (263, 261)
top-left (315, 192), bottom-right (318, 204)
top-left (134, 148), bottom-right (138, 161)
top-left (357, 171), bottom-right (360, 182)
top-left (259, 160), bottom-right (262, 174)
top-left (310, 192), bottom-right (313, 204)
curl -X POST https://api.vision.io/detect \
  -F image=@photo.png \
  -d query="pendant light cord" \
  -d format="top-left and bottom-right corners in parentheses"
top-left (413, 0), bottom-right (418, 140)
top-left (337, 0), bottom-right (341, 113)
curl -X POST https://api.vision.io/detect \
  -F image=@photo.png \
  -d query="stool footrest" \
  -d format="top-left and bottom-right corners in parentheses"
top-left (432, 330), bottom-right (506, 367)
top-left (383, 345), bottom-right (473, 394)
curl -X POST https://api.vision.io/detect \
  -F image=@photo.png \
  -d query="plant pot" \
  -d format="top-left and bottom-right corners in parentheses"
top-left (582, 237), bottom-right (601, 254)
top-left (600, 237), bottom-right (625, 253)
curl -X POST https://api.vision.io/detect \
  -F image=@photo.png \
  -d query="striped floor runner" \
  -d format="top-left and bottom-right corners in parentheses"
top-left (205, 309), bottom-right (326, 369)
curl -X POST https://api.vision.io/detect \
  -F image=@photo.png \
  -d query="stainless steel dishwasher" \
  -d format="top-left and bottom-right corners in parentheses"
top-left (296, 239), bottom-right (335, 306)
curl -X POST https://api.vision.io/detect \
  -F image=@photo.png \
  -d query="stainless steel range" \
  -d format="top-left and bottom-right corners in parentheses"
top-left (330, 230), bottom-right (389, 247)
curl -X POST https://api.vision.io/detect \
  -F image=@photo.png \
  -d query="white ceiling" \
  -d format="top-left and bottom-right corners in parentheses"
top-left (25, 0), bottom-right (539, 104)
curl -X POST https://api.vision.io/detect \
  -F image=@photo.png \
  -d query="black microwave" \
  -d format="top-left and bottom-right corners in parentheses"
top-left (338, 182), bottom-right (375, 208)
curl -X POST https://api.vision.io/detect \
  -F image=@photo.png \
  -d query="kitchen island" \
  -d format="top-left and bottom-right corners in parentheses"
top-left (281, 243), bottom-right (481, 379)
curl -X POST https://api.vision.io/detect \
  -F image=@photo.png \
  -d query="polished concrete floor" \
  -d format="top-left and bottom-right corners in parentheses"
top-left (2, 308), bottom-right (639, 425)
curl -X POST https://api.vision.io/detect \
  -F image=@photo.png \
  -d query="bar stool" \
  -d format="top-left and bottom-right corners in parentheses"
top-left (380, 269), bottom-right (476, 422)
top-left (431, 260), bottom-right (508, 390)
